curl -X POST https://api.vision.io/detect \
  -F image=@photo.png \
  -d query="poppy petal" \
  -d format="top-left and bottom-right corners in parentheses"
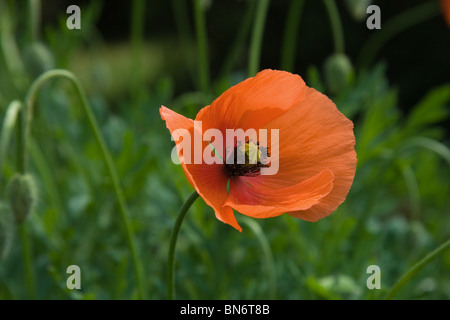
top-left (196, 69), bottom-right (307, 132)
top-left (184, 162), bottom-right (241, 231)
top-left (160, 105), bottom-right (195, 187)
top-left (160, 106), bottom-right (242, 231)
top-left (260, 87), bottom-right (357, 221)
top-left (225, 168), bottom-right (335, 218)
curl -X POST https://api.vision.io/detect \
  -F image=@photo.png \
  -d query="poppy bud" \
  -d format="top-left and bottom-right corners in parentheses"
top-left (345, 0), bottom-right (373, 21)
top-left (6, 174), bottom-right (38, 224)
top-left (0, 202), bottom-right (14, 261)
top-left (323, 53), bottom-right (354, 95)
top-left (23, 42), bottom-right (55, 79)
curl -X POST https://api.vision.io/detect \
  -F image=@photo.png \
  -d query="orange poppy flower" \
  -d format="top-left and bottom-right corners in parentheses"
top-left (441, 0), bottom-right (450, 28)
top-left (160, 69), bottom-right (356, 232)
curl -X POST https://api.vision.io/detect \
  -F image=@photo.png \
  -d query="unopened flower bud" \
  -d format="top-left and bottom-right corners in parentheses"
top-left (0, 202), bottom-right (14, 262)
top-left (324, 53), bottom-right (354, 95)
top-left (345, 0), bottom-right (373, 21)
top-left (6, 174), bottom-right (38, 224)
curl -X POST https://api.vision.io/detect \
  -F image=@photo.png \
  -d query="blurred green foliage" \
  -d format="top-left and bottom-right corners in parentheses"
top-left (0, 0), bottom-right (449, 300)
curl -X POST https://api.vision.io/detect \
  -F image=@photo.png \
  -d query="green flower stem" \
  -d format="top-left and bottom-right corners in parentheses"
top-left (0, 100), bottom-right (22, 188)
top-left (280, 0), bottom-right (305, 72)
top-left (167, 191), bottom-right (199, 300)
top-left (28, 137), bottom-right (65, 222)
top-left (248, 0), bottom-right (270, 77)
top-left (323, 0), bottom-right (345, 54)
top-left (385, 238), bottom-right (450, 300)
top-left (219, 0), bottom-right (255, 79)
top-left (357, 1), bottom-right (440, 69)
top-left (1, 100), bottom-right (37, 299)
top-left (26, 0), bottom-right (41, 43)
top-left (22, 69), bottom-right (147, 299)
top-left (171, 0), bottom-right (195, 84)
top-left (193, 0), bottom-right (210, 102)
top-left (130, 0), bottom-right (146, 108)
top-left (19, 223), bottom-right (36, 299)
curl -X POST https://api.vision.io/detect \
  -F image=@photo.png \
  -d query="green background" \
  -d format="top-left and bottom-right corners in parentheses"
top-left (0, 0), bottom-right (449, 300)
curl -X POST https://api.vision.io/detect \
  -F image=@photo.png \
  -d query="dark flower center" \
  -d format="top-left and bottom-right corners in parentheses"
top-left (224, 141), bottom-right (270, 177)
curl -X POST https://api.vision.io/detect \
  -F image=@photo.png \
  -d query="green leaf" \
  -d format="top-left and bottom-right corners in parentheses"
top-left (405, 84), bottom-right (450, 133)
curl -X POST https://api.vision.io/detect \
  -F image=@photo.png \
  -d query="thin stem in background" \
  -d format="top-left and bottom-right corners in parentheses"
top-left (280, 0), bottom-right (305, 72)
top-left (12, 99), bottom-right (36, 300)
top-left (171, 0), bottom-right (196, 86)
top-left (130, 0), bottom-right (146, 108)
top-left (193, 0), bottom-right (210, 103)
top-left (0, 100), bottom-right (22, 189)
top-left (357, 1), bottom-right (440, 69)
top-left (323, 0), bottom-right (345, 54)
top-left (167, 191), bottom-right (199, 300)
top-left (248, 0), bottom-right (270, 77)
top-left (22, 69), bottom-right (148, 299)
top-left (385, 238), bottom-right (450, 300)
top-left (1, 99), bottom-right (37, 299)
top-left (218, 0), bottom-right (255, 80)
top-left (26, 0), bottom-right (41, 43)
